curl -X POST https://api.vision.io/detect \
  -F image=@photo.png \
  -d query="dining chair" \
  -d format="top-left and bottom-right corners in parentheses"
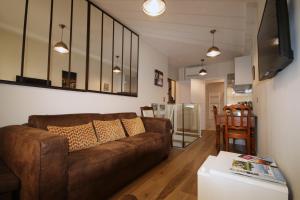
top-left (213, 106), bottom-right (222, 151)
top-left (213, 106), bottom-right (218, 127)
top-left (223, 104), bottom-right (252, 154)
top-left (140, 106), bottom-right (155, 118)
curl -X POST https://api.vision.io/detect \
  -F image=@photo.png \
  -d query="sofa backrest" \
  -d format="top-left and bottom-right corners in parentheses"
top-left (28, 113), bottom-right (137, 130)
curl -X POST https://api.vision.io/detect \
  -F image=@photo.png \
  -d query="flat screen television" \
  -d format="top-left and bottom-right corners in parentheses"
top-left (258, 0), bottom-right (293, 81)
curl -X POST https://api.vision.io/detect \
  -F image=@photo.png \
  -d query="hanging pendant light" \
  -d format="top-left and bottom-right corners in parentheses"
top-left (199, 59), bottom-right (207, 76)
top-left (143, 0), bottom-right (166, 17)
top-left (54, 24), bottom-right (69, 54)
top-left (207, 29), bottom-right (221, 58)
top-left (113, 56), bottom-right (122, 73)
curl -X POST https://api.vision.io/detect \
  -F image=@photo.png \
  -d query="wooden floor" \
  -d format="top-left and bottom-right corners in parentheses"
top-left (110, 131), bottom-right (218, 200)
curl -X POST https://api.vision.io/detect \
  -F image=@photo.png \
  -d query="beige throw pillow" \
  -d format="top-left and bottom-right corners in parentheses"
top-left (47, 122), bottom-right (97, 152)
top-left (121, 117), bottom-right (146, 136)
top-left (93, 119), bottom-right (126, 144)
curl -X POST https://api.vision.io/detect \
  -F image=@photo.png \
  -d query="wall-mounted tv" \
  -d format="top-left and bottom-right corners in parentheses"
top-left (258, 0), bottom-right (293, 81)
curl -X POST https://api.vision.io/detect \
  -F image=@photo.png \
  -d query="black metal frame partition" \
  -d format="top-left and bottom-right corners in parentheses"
top-left (0, 0), bottom-right (140, 97)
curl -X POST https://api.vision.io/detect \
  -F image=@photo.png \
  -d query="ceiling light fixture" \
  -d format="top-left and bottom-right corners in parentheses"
top-left (199, 59), bottom-right (207, 76)
top-left (207, 29), bottom-right (221, 58)
top-left (54, 24), bottom-right (69, 54)
top-left (143, 0), bottom-right (166, 17)
top-left (113, 56), bottom-right (122, 73)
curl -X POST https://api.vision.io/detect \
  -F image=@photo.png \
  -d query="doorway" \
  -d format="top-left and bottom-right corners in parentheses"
top-left (205, 82), bottom-right (225, 130)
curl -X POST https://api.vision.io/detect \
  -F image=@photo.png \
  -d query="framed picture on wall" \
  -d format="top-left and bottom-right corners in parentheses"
top-left (62, 70), bottom-right (77, 89)
top-left (154, 69), bottom-right (163, 87)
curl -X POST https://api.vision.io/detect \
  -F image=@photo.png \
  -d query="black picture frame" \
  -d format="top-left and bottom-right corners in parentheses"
top-left (154, 70), bottom-right (163, 87)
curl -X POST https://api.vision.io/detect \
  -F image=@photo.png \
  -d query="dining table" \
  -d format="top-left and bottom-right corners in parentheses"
top-left (215, 114), bottom-right (257, 153)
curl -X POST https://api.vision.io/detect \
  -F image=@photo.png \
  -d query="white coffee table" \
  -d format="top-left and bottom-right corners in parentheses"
top-left (197, 151), bottom-right (288, 200)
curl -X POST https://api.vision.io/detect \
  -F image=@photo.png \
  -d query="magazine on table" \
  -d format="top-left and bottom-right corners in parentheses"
top-left (237, 154), bottom-right (277, 167)
top-left (230, 155), bottom-right (286, 185)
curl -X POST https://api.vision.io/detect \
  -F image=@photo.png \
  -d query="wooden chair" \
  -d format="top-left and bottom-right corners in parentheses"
top-left (140, 106), bottom-right (155, 118)
top-left (223, 104), bottom-right (252, 154)
top-left (213, 106), bottom-right (221, 151)
top-left (213, 106), bottom-right (218, 127)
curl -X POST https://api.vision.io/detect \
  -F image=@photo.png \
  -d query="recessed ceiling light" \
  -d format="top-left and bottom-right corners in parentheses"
top-left (143, 0), bottom-right (166, 17)
top-left (207, 30), bottom-right (221, 58)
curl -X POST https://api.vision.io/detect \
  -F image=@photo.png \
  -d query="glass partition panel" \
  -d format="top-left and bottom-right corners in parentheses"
top-left (70, 0), bottom-right (87, 90)
top-left (88, 6), bottom-right (102, 91)
top-left (122, 28), bottom-right (131, 94)
top-left (23, 0), bottom-right (51, 82)
top-left (50, 0), bottom-right (71, 88)
top-left (174, 104), bottom-right (201, 148)
top-left (131, 34), bottom-right (138, 96)
top-left (113, 22), bottom-right (122, 94)
top-left (0, 0), bottom-right (139, 97)
top-left (0, 0), bottom-right (25, 81)
top-left (101, 14), bottom-right (113, 93)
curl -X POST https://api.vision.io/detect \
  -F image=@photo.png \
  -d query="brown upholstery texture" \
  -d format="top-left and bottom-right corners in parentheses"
top-left (0, 160), bottom-right (19, 193)
top-left (28, 113), bottom-right (137, 130)
top-left (0, 113), bottom-right (170, 200)
top-left (0, 125), bottom-right (68, 200)
top-left (68, 132), bottom-right (169, 200)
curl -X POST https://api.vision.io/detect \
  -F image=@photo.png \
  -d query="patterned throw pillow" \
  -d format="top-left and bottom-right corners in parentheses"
top-left (47, 123), bottom-right (97, 152)
top-left (93, 119), bottom-right (126, 144)
top-left (121, 117), bottom-right (146, 136)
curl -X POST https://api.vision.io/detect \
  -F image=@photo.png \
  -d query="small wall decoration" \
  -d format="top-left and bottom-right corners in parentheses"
top-left (103, 83), bottom-right (110, 92)
top-left (154, 69), bottom-right (163, 87)
top-left (62, 70), bottom-right (77, 89)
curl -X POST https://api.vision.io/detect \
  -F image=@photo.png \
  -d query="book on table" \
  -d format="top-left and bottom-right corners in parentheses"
top-left (230, 155), bottom-right (286, 185)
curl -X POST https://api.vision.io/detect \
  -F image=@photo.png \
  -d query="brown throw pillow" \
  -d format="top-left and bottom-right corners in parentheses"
top-left (93, 119), bottom-right (126, 144)
top-left (121, 117), bottom-right (146, 136)
top-left (47, 123), bottom-right (97, 152)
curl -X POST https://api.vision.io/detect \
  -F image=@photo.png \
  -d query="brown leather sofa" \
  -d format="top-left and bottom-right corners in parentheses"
top-left (0, 113), bottom-right (172, 200)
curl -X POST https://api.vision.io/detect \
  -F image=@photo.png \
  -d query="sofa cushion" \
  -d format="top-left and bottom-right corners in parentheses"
top-left (47, 123), bottom-right (97, 152)
top-left (67, 132), bottom-right (167, 190)
top-left (93, 119), bottom-right (126, 144)
top-left (28, 113), bottom-right (137, 130)
top-left (121, 117), bottom-right (146, 136)
top-left (29, 114), bottom-right (103, 130)
top-left (100, 113), bottom-right (137, 121)
top-left (68, 141), bottom-right (137, 191)
top-left (118, 132), bottom-right (167, 157)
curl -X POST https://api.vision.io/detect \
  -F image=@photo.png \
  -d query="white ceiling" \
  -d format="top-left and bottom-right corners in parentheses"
top-left (93, 0), bottom-right (258, 69)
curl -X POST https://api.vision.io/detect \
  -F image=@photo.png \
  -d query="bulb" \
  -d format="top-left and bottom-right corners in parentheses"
top-left (54, 46), bottom-right (69, 54)
top-left (143, 0), bottom-right (166, 17)
top-left (54, 41), bottom-right (69, 54)
top-left (207, 50), bottom-right (221, 57)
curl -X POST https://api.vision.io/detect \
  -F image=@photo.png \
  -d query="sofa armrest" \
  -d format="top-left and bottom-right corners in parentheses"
top-left (141, 117), bottom-right (172, 135)
top-left (0, 125), bottom-right (68, 200)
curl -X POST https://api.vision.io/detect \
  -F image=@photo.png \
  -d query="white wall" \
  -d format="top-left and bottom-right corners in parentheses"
top-left (234, 55), bottom-right (252, 85)
top-left (252, 0), bottom-right (300, 198)
top-left (168, 67), bottom-right (178, 81)
top-left (0, 39), bottom-right (168, 127)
